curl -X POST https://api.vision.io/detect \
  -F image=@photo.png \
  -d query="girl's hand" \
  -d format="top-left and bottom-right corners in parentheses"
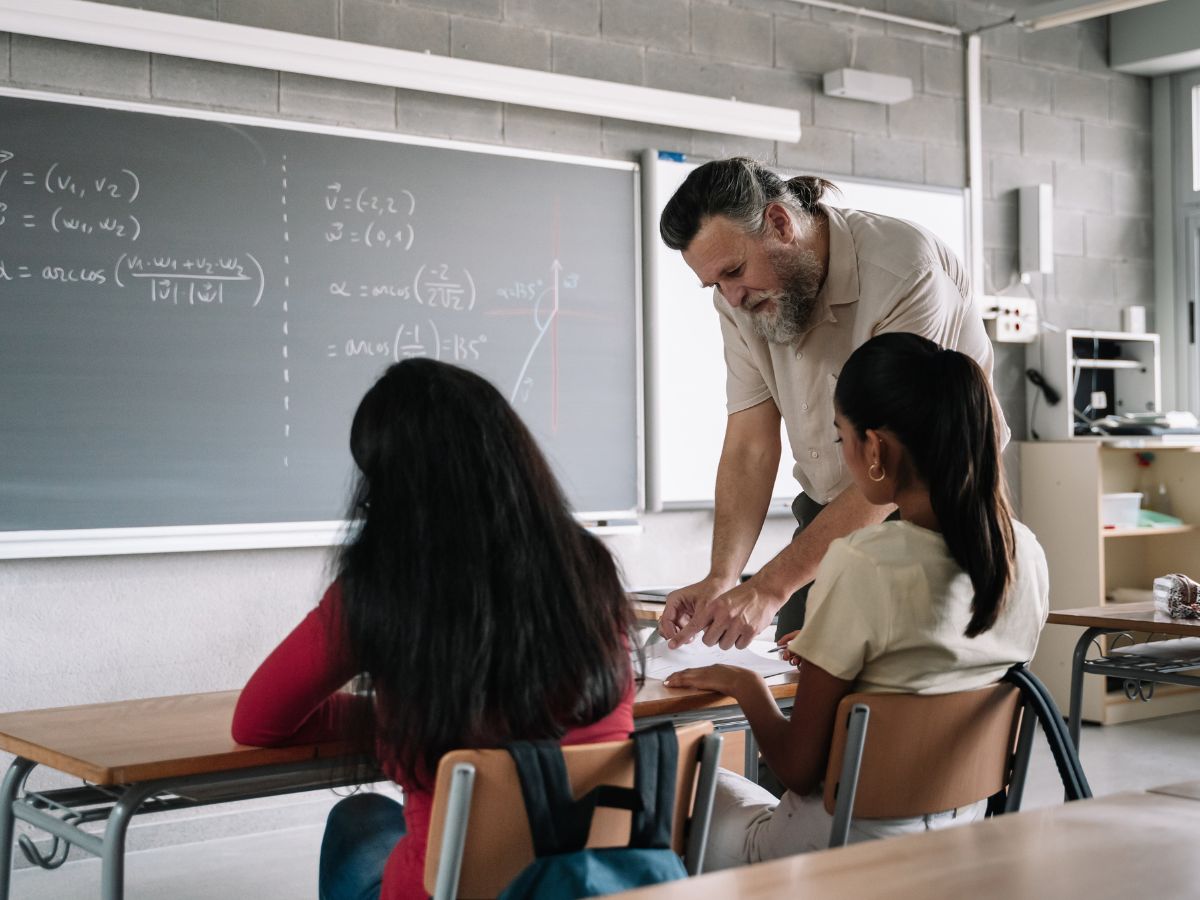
top-left (776, 630), bottom-right (802, 667)
top-left (663, 664), bottom-right (758, 697)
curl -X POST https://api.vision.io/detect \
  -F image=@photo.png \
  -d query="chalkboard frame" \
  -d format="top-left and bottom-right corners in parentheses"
top-left (0, 87), bottom-right (645, 559)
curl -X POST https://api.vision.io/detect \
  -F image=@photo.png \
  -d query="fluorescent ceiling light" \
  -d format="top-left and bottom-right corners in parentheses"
top-left (1014, 0), bottom-right (1169, 31)
top-left (0, 0), bottom-right (802, 143)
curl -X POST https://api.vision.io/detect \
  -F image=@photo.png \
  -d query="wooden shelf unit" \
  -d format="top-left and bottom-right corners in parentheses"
top-left (1021, 439), bottom-right (1200, 725)
top-left (1104, 524), bottom-right (1196, 538)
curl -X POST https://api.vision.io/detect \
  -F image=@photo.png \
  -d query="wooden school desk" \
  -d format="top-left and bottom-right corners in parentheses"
top-left (0, 676), bottom-right (798, 900)
top-left (612, 788), bottom-right (1200, 900)
top-left (0, 692), bottom-right (358, 900)
top-left (1047, 601), bottom-right (1200, 748)
top-left (628, 593), bottom-right (800, 775)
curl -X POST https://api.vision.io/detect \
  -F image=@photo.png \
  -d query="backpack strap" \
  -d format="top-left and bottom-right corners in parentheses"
top-left (506, 722), bottom-right (681, 859)
top-left (507, 741), bottom-right (593, 857)
top-left (1003, 664), bottom-right (1093, 801)
top-left (626, 722), bottom-right (678, 850)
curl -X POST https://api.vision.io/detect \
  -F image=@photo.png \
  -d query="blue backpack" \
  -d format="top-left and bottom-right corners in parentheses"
top-left (498, 722), bottom-right (689, 900)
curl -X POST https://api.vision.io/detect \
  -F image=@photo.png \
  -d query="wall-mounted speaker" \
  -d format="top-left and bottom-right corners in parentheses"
top-left (1019, 183), bottom-right (1054, 275)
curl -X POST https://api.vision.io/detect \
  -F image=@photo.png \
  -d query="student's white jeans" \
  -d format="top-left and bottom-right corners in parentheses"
top-left (704, 769), bottom-right (987, 871)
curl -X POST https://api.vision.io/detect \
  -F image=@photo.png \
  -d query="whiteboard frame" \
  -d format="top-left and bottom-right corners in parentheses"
top-left (0, 87), bottom-right (644, 557)
top-left (642, 150), bottom-right (970, 512)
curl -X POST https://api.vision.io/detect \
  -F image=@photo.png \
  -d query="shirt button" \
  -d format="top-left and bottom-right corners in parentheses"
top-left (810, 450), bottom-right (819, 459)
top-left (801, 402), bottom-right (809, 412)
top-left (796, 351), bottom-right (804, 360)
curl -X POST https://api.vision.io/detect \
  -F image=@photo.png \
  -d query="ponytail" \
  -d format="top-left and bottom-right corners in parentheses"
top-left (785, 175), bottom-right (837, 212)
top-left (660, 157), bottom-right (839, 251)
top-left (834, 334), bottom-right (1015, 638)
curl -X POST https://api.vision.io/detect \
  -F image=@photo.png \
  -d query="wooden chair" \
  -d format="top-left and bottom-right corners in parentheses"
top-left (423, 721), bottom-right (722, 899)
top-left (823, 682), bottom-right (1027, 848)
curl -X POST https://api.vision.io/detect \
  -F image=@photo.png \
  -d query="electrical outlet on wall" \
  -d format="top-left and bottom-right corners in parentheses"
top-left (981, 295), bottom-right (1039, 343)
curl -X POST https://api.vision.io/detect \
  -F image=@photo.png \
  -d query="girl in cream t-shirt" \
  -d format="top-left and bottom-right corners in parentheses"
top-left (665, 332), bottom-right (1049, 868)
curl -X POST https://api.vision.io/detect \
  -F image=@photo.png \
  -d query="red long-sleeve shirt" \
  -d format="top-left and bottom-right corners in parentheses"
top-left (232, 583), bottom-right (635, 900)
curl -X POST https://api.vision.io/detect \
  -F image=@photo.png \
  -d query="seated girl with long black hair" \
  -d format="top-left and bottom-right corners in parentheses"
top-left (232, 359), bottom-right (636, 900)
top-left (665, 332), bottom-right (1049, 866)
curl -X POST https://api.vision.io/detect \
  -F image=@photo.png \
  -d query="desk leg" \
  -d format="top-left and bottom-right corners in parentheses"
top-left (100, 782), bottom-right (161, 900)
top-left (1069, 628), bottom-right (1108, 750)
top-left (743, 728), bottom-right (758, 783)
top-left (0, 758), bottom-right (36, 900)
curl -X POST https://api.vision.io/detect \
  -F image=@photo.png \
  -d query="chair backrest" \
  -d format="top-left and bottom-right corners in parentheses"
top-left (823, 683), bottom-right (1022, 821)
top-left (423, 720), bottom-right (716, 898)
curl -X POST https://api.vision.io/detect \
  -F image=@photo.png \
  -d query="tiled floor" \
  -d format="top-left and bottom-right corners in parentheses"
top-left (11, 711), bottom-right (1200, 899)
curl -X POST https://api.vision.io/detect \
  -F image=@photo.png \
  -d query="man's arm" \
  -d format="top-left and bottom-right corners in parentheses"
top-left (672, 484), bottom-right (892, 649)
top-left (658, 399), bottom-right (781, 643)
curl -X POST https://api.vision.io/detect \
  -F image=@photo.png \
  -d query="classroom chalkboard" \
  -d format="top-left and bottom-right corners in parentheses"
top-left (0, 92), bottom-right (641, 550)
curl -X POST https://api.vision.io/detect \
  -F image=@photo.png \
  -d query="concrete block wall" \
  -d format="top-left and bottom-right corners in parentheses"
top-left (0, 0), bottom-right (1155, 862)
top-left (5, 0), bottom-right (1155, 435)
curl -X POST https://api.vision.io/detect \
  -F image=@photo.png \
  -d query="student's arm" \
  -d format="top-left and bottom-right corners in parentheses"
top-left (659, 399), bottom-right (781, 643)
top-left (231, 583), bottom-right (365, 746)
top-left (666, 538), bottom-right (881, 789)
top-left (664, 661), bottom-right (852, 795)
top-left (669, 484), bottom-right (890, 650)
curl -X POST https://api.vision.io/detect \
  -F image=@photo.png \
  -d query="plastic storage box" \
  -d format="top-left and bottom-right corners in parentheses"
top-left (1101, 492), bottom-right (1142, 528)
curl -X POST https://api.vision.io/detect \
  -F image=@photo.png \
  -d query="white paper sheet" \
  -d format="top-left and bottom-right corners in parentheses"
top-left (642, 637), bottom-right (793, 681)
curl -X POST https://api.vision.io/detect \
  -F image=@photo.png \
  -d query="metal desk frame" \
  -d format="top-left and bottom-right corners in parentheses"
top-left (0, 755), bottom-right (368, 900)
top-left (1067, 627), bottom-right (1200, 748)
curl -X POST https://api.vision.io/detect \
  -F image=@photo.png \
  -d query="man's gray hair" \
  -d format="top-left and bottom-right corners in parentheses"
top-left (659, 157), bottom-right (837, 251)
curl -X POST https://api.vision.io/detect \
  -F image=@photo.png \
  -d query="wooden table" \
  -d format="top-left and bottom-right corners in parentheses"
top-left (613, 789), bottom-right (1200, 899)
top-left (1046, 601), bottom-right (1200, 747)
top-left (0, 675), bottom-right (798, 900)
top-left (0, 692), bottom-right (359, 900)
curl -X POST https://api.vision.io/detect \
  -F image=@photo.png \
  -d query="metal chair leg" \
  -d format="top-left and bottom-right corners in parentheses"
top-left (432, 763), bottom-right (476, 900)
top-left (0, 758), bottom-right (37, 900)
top-left (686, 733), bottom-right (722, 876)
top-left (1004, 702), bottom-right (1038, 813)
top-left (827, 705), bottom-right (869, 849)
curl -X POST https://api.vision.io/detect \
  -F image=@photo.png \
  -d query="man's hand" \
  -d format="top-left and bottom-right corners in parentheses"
top-left (663, 664), bottom-right (759, 699)
top-left (659, 575), bottom-right (735, 646)
top-left (670, 579), bottom-right (787, 651)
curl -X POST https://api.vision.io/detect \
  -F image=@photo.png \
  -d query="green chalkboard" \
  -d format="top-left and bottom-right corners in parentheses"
top-left (0, 93), bottom-right (640, 544)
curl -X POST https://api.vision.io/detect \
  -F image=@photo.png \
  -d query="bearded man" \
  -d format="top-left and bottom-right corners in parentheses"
top-left (657, 157), bottom-right (1007, 650)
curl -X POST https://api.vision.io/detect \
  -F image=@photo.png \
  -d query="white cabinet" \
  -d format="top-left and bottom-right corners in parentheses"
top-left (1021, 439), bottom-right (1200, 724)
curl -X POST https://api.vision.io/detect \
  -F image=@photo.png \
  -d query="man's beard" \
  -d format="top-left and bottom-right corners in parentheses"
top-left (745, 246), bottom-right (824, 345)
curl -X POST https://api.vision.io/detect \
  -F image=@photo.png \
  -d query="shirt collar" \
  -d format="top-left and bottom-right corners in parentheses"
top-left (816, 205), bottom-right (860, 311)
top-left (792, 205), bottom-right (859, 346)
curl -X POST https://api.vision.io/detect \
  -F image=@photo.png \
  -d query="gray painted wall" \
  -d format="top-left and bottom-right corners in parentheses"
top-left (0, 0), bottom-right (1154, 860)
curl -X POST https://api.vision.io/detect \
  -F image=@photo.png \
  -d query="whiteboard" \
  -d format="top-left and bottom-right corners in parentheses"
top-left (642, 150), bottom-right (968, 510)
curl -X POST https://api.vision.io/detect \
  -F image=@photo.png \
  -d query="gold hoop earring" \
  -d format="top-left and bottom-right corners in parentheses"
top-left (868, 462), bottom-right (886, 483)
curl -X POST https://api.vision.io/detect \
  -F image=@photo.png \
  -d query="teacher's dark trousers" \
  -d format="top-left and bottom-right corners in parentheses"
top-left (773, 492), bottom-right (899, 640)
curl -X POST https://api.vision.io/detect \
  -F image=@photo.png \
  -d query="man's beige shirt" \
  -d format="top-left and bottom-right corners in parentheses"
top-left (717, 205), bottom-right (1008, 504)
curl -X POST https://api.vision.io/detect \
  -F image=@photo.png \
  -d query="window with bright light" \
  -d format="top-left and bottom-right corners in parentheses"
top-left (1193, 84), bottom-right (1200, 192)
